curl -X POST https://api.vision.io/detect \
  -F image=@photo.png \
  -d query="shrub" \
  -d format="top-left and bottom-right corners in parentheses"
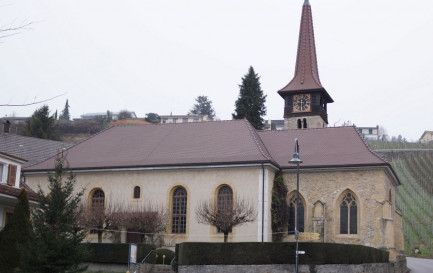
top-left (177, 242), bottom-right (389, 265)
top-left (83, 243), bottom-right (155, 264)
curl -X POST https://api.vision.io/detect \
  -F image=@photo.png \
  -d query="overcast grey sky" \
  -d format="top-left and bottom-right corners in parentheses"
top-left (1, 0), bottom-right (432, 141)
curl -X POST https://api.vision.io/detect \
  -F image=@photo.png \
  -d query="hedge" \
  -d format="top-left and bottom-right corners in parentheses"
top-left (177, 242), bottom-right (389, 265)
top-left (83, 243), bottom-right (155, 264)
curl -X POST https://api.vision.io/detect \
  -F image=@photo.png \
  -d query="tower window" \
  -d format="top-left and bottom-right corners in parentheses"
top-left (303, 118), bottom-right (307, 129)
top-left (297, 119), bottom-right (302, 129)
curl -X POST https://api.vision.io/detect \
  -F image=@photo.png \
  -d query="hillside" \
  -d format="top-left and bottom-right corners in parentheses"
top-left (369, 141), bottom-right (433, 255)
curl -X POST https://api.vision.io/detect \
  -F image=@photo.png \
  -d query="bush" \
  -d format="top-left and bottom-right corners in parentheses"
top-left (83, 243), bottom-right (155, 264)
top-left (177, 242), bottom-right (389, 265)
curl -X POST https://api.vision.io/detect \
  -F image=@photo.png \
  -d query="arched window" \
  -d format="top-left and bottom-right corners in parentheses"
top-left (172, 187), bottom-right (187, 234)
top-left (133, 186), bottom-right (141, 199)
top-left (218, 186), bottom-right (233, 211)
top-left (303, 118), bottom-right (307, 129)
top-left (288, 193), bottom-right (304, 234)
top-left (297, 119), bottom-right (302, 129)
top-left (340, 191), bottom-right (357, 234)
top-left (92, 189), bottom-right (105, 209)
top-left (217, 186), bottom-right (233, 233)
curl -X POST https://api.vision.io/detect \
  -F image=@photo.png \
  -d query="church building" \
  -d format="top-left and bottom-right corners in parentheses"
top-left (22, 0), bottom-right (403, 260)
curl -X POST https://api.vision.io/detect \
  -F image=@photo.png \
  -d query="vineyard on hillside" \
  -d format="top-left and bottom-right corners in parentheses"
top-left (369, 141), bottom-right (433, 255)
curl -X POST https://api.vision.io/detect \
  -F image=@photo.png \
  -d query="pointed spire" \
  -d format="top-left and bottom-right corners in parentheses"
top-left (279, 0), bottom-right (323, 93)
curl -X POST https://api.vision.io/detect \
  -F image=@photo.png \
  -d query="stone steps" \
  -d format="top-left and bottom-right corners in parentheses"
top-left (151, 265), bottom-right (174, 272)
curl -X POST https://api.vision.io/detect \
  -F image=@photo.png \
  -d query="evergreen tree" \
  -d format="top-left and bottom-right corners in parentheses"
top-left (145, 113), bottom-right (161, 124)
top-left (59, 99), bottom-right (70, 120)
top-left (0, 190), bottom-right (32, 273)
top-left (21, 153), bottom-right (87, 273)
top-left (21, 105), bottom-right (59, 140)
top-left (271, 175), bottom-right (288, 242)
top-left (188, 95), bottom-right (215, 120)
top-left (232, 66), bottom-right (267, 130)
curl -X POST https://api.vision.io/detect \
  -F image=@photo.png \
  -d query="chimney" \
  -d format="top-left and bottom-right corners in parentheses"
top-left (3, 120), bottom-right (10, 134)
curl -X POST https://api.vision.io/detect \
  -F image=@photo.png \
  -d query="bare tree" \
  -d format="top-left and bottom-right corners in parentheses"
top-left (114, 203), bottom-right (167, 245)
top-left (195, 197), bottom-right (256, 242)
top-left (78, 201), bottom-right (167, 244)
top-left (77, 201), bottom-right (122, 243)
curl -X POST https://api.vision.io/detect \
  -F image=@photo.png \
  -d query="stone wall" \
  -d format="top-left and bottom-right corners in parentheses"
top-left (179, 259), bottom-right (408, 273)
top-left (280, 167), bottom-right (404, 260)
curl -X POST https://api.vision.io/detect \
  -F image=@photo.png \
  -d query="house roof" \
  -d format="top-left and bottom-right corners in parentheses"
top-left (24, 120), bottom-right (274, 171)
top-left (0, 133), bottom-right (72, 167)
top-left (257, 126), bottom-right (387, 169)
top-left (420, 131), bottom-right (433, 140)
top-left (0, 182), bottom-right (38, 202)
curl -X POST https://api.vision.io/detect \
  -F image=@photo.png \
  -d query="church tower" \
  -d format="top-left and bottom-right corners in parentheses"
top-left (278, 0), bottom-right (333, 129)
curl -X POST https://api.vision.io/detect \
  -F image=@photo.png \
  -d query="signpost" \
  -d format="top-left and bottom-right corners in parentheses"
top-left (128, 243), bottom-right (137, 271)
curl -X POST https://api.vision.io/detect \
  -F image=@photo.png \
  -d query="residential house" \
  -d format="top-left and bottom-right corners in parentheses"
top-left (159, 114), bottom-right (210, 124)
top-left (356, 126), bottom-right (380, 141)
top-left (0, 151), bottom-right (38, 230)
top-left (420, 131), bottom-right (433, 144)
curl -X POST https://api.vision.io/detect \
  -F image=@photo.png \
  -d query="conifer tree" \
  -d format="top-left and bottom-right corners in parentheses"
top-left (21, 153), bottom-right (87, 273)
top-left (60, 99), bottom-right (70, 120)
top-left (0, 190), bottom-right (32, 273)
top-left (188, 95), bottom-right (215, 120)
top-left (232, 66), bottom-right (267, 130)
top-left (21, 105), bottom-right (59, 140)
top-left (271, 175), bottom-right (288, 242)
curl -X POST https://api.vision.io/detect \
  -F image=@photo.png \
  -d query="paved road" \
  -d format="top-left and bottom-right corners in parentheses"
top-left (407, 257), bottom-right (433, 273)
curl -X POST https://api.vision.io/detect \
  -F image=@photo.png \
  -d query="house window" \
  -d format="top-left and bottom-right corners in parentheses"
top-left (183, 118), bottom-right (188, 123)
top-left (297, 119), bottom-right (302, 129)
top-left (217, 186), bottom-right (233, 210)
top-left (193, 118), bottom-right (199, 122)
top-left (92, 189), bottom-right (105, 209)
top-left (303, 118), bottom-right (307, 129)
top-left (217, 186), bottom-right (233, 233)
top-left (172, 187), bottom-right (187, 234)
top-left (7, 164), bottom-right (17, 186)
top-left (340, 192), bottom-right (357, 234)
top-left (173, 118), bottom-right (178, 123)
top-left (163, 118), bottom-right (168, 124)
top-left (288, 193), bottom-right (304, 233)
top-left (133, 186), bottom-right (141, 199)
top-left (0, 164), bottom-right (3, 183)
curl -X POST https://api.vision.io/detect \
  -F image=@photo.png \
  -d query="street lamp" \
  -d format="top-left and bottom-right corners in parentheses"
top-left (289, 138), bottom-right (302, 273)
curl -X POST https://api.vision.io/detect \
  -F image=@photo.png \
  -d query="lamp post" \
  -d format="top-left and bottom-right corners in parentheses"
top-left (289, 138), bottom-right (302, 273)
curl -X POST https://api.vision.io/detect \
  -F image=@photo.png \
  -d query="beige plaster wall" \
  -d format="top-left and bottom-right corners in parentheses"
top-left (281, 167), bottom-right (403, 260)
top-left (25, 165), bottom-right (276, 245)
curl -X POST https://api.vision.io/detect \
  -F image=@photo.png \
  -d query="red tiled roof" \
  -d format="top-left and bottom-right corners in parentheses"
top-left (24, 120), bottom-right (274, 171)
top-left (257, 126), bottom-right (386, 169)
top-left (0, 183), bottom-right (38, 201)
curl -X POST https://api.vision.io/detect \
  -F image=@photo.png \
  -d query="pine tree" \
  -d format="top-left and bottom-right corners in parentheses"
top-left (232, 66), bottom-right (267, 130)
top-left (21, 153), bottom-right (88, 273)
top-left (60, 99), bottom-right (70, 120)
top-left (0, 190), bottom-right (32, 273)
top-left (21, 105), bottom-right (59, 140)
top-left (188, 95), bottom-right (215, 120)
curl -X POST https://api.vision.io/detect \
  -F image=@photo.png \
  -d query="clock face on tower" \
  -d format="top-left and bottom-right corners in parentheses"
top-left (293, 94), bottom-right (311, 112)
